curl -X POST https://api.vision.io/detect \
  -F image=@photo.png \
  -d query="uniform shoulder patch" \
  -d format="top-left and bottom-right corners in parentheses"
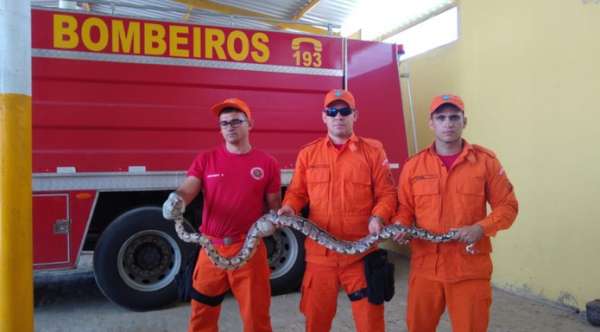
top-left (400, 149), bottom-right (426, 170)
top-left (410, 148), bottom-right (429, 161)
top-left (301, 137), bottom-right (324, 149)
top-left (473, 144), bottom-right (497, 158)
top-left (360, 137), bottom-right (383, 149)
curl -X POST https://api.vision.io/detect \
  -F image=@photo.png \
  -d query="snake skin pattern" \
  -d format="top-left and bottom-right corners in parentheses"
top-left (173, 211), bottom-right (475, 270)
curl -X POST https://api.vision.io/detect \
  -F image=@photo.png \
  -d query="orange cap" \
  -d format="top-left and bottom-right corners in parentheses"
top-left (430, 94), bottom-right (464, 114)
top-left (323, 89), bottom-right (356, 109)
top-left (210, 98), bottom-right (252, 120)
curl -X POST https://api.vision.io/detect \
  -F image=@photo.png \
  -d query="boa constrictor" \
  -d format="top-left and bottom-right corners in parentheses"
top-left (173, 211), bottom-right (475, 270)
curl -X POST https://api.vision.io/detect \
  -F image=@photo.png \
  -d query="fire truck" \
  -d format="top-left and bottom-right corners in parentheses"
top-left (31, 8), bottom-right (409, 310)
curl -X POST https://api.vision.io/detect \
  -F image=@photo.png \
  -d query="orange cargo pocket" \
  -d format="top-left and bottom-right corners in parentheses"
top-left (299, 274), bottom-right (313, 314)
top-left (457, 177), bottom-right (484, 195)
top-left (307, 168), bottom-right (330, 211)
top-left (412, 177), bottom-right (439, 217)
top-left (474, 280), bottom-right (493, 323)
top-left (347, 171), bottom-right (374, 215)
top-left (478, 282), bottom-right (492, 307)
top-left (457, 177), bottom-right (486, 210)
top-left (457, 253), bottom-right (493, 278)
top-left (412, 177), bottom-right (439, 195)
top-left (410, 255), bottom-right (425, 268)
top-left (307, 167), bottom-right (330, 183)
top-left (193, 249), bottom-right (208, 281)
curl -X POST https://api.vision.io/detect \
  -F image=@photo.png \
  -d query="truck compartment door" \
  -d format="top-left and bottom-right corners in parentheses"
top-left (33, 194), bottom-right (70, 266)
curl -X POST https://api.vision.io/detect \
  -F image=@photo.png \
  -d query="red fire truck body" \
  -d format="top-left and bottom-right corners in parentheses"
top-left (31, 8), bottom-right (408, 310)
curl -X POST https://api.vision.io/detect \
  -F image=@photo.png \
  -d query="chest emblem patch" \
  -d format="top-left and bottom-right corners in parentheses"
top-left (250, 167), bottom-right (264, 180)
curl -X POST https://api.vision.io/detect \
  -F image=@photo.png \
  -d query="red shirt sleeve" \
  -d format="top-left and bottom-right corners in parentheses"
top-left (186, 153), bottom-right (205, 179)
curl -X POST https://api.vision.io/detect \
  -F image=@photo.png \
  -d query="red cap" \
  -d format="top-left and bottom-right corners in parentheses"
top-left (210, 98), bottom-right (252, 120)
top-left (430, 94), bottom-right (464, 114)
top-left (323, 89), bottom-right (356, 109)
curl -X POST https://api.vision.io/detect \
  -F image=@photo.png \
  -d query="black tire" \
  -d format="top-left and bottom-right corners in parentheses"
top-left (93, 207), bottom-right (196, 311)
top-left (265, 228), bottom-right (305, 294)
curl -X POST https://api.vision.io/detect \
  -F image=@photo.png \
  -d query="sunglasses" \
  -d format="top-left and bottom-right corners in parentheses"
top-left (219, 119), bottom-right (247, 128)
top-left (323, 107), bottom-right (353, 117)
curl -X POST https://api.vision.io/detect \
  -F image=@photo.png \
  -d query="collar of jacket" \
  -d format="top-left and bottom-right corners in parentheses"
top-left (426, 139), bottom-right (477, 164)
top-left (324, 133), bottom-right (360, 147)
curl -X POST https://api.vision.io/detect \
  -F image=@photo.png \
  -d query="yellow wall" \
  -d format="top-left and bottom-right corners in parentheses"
top-left (400, 44), bottom-right (461, 154)
top-left (400, 0), bottom-right (600, 310)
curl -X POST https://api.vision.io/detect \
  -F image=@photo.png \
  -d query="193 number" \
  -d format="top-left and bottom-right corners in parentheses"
top-left (293, 50), bottom-right (322, 67)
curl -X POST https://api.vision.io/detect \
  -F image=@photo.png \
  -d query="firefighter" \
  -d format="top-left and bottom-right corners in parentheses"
top-left (278, 89), bottom-right (397, 332)
top-left (393, 94), bottom-right (519, 332)
top-left (162, 98), bottom-right (280, 332)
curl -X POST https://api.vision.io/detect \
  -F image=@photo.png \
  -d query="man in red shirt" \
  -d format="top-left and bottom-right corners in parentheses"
top-left (163, 98), bottom-right (280, 332)
top-left (394, 94), bottom-right (518, 332)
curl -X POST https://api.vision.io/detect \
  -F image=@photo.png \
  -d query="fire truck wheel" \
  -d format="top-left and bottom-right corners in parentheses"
top-left (265, 227), bottom-right (306, 294)
top-left (93, 206), bottom-right (196, 311)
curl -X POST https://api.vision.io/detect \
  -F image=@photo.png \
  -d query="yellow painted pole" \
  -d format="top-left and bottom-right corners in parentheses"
top-left (0, 0), bottom-right (33, 331)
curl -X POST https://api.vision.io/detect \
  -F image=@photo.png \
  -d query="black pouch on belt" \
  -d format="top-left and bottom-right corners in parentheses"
top-left (363, 249), bottom-right (395, 305)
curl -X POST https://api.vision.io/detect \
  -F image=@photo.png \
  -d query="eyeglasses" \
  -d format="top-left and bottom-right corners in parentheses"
top-left (323, 107), bottom-right (353, 117)
top-left (219, 119), bottom-right (247, 128)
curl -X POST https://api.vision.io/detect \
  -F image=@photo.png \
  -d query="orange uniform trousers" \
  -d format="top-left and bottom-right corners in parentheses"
top-left (188, 240), bottom-right (272, 332)
top-left (300, 259), bottom-right (385, 332)
top-left (406, 274), bottom-right (492, 332)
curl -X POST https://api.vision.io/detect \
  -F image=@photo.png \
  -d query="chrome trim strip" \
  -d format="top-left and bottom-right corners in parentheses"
top-left (33, 171), bottom-right (187, 192)
top-left (32, 49), bottom-right (344, 77)
top-left (32, 170), bottom-right (301, 191)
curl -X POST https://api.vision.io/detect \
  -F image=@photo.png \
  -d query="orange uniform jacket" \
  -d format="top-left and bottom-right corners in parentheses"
top-left (284, 134), bottom-right (397, 266)
top-left (395, 141), bottom-right (518, 282)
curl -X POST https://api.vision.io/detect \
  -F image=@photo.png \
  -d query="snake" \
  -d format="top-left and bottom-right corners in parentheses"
top-left (173, 211), bottom-right (475, 270)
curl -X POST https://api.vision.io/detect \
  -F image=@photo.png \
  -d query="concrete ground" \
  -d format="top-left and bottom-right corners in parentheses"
top-left (35, 253), bottom-right (597, 332)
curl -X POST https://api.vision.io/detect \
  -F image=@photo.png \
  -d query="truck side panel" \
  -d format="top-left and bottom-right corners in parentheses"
top-left (347, 39), bottom-right (409, 176)
top-left (32, 60), bottom-right (341, 173)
